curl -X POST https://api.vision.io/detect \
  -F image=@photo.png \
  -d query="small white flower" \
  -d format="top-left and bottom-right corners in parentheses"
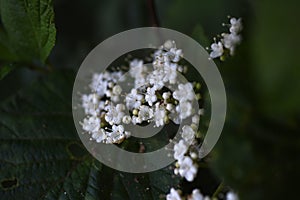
top-left (145, 87), bottom-right (157, 106)
top-left (105, 104), bottom-right (125, 125)
top-left (208, 16), bottom-right (243, 60)
top-left (166, 103), bottom-right (174, 112)
top-left (173, 83), bottom-right (194, 102)
top-left (209, 42), bottom-right (224, 59)
top-left (163, 63), bottom-right (178, 84)
top-left (91, 129), bottom-right (107, 143)
top-left (125, 88), bottom-right (143, 109)
top-left (167, 48), bottom-right (182, 62)
top-left (176, 101), bottom-right (192, 120)
top-left (106, 125), bottom-right (125, 143)
top-left (190, 152), bottom-right (198, 159)
top-left (181, 125), bottom-right (195, 144)
top-left (116, 104), bottom-right (125, 112)
top-left (89, 73), bottom-right (108, 97)
top-left (131, 115), bottom-right (142, 124)
top-left (112, 124), bottom-right (124, 133)
top-left (229, 18), bottom-right (242, 34)
top-left (198, 109), bottom-right (204, 116)
top-left (129, 59), bottom-right (144, 76)
top-left (154, 104), bottom-right (166, 127)
top-left (174, 168), bottom-right (179, 175)
top-left (147, 69), bottom-right (165, 90)
top-left (162, 92), bottom-right (171, 100)
top-left (173, 139), bottom-right (188, 160)
top-left (221, 33), bottom-right (241, 55)
top-left (178, 156), bottom-right (198, 182)
top-left (166, 188), bottom-right (182, 200)
top-left (124, 131), bottom-right (131, 137)
top-left (110, 71), bottom-right (124, 82)
top-left (188, 189), bottom-right (205, 200)
top-left (81, 116), bottom-right (100, 133)
top-left (226, 192), bottom-right (239, 200)
top-left (81, 94), bottom-right (99, 115)
top-left (138, 105), bottom-right (154, 121)
top-left (153, 51), bottom-right (165, 69)
top-left (107, 82), bottom-right (114, 88)
top-left (112, 85), bottom-right (122, 95)
top-left (163, 40), bottom-right (176, 50)
top-left (122, 115), bottom-right (131, 124)
top-left (192, 115), bottom-right (200, 124)
top-left (111, 85), bottom-right (122, 102)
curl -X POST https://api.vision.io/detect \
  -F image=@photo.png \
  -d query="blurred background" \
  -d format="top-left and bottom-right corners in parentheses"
top-left (0, 0), bottom-right (299, 199)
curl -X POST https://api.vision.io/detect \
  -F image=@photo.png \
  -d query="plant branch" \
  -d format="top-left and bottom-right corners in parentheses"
top-left (147, 0), bottom-right (160, 27)
top-left (212, 181), bottom-right (224, 199)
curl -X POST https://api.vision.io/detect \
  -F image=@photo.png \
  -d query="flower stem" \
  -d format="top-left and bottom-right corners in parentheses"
top-left (147, 0), bottom-right (160, 27)
top-left (212, 181), bottom-right (224, 199)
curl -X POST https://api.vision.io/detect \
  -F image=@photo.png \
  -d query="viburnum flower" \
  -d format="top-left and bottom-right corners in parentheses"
top-left (192, 115), bottom-right (200, 124)
top-left (153, 104), bottom-right (167, 127)
top-left (129, 59), bottom-right (147, 87)
top-left (209, 42), bottom-right (224, 59)
top-left (105, 125), bottom-right (126, 144)
top-left (80, 40), bottom-right (202, 148)
top-left (188, 189), bottom-right (209, 200)
top-left (173, 83), bottom-right (194, 102)
top-left (131, 115), bottom-right (142, 125)
top-left (122, 115), bottom-right (131, 124)
top-left (166, 188), bottom-right (182, 200)
top-left (148, 69), bottom-right (165, 90)
top-left (181, 125), bottom-right (195, 144)
top-left (80, 116), bottom-right (100, 133)
top-left (81, 94), bottom-right (100, 116)
top-left (89, 73), bottom-right (108, 96)
top-left (110, 84), bottom-right (122, 102)
top-left (208, 16), bottom-right (243, 60)
top-left (91, 128), bottom-right (107, 143)
top-left (145, 87), bottom-right (157, 106)
top-left (104, 103), bottom-right (125, 125)
top-left (163, 63), bottom-right (178, 84)
top-left (129, 59), bottom-right (144, 77)
top-left (166, 103), bottom-right (174, 112)
top-left (176, 101), bottom-right (192, 120)
top-left (138, 105), bottom-right (154, 121)
top-left (125, 88), bottom-right (143, 109)
top-left (178, 156), bottom-right (198, 182)
top-left (173, 139), bottom-right (188, 160)
top-left (168, 47), bottom-right (182, 62)
top-left (229, 17), bottom-right (243, 34)
top-left (162, 92), bottom-right (171, 100)
top-left (221, 33), bottom-right (241, 55)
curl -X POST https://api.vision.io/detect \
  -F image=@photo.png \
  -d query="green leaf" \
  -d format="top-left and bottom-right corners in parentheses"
top-left (0, 0), bottom-right (56, 64)
top-left (0, 70), bottom-right (180, 199)
top-left (0, 30), bottom-right (17, 61)
top-left (0, 63), bottom-right (16, 80)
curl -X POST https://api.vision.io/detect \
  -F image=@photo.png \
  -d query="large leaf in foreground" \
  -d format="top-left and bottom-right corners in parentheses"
top-left (0, 0), bottom-right (56, 63)
top-left (0, 71), bottom-right (180, 199)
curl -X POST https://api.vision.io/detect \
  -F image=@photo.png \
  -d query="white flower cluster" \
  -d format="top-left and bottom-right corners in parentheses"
top-left (166, 188), bottom-right (239, 200)
top-left (166, 188), bottom-right (210, 200)
top-left (80, 40), bottom-right (201, 144)
top-left (208, 17), bottom-right (243, 60)
top-left (170, 106), bottom-right (203, 182)
top-left (172, 120), bottom-right (200, 182)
